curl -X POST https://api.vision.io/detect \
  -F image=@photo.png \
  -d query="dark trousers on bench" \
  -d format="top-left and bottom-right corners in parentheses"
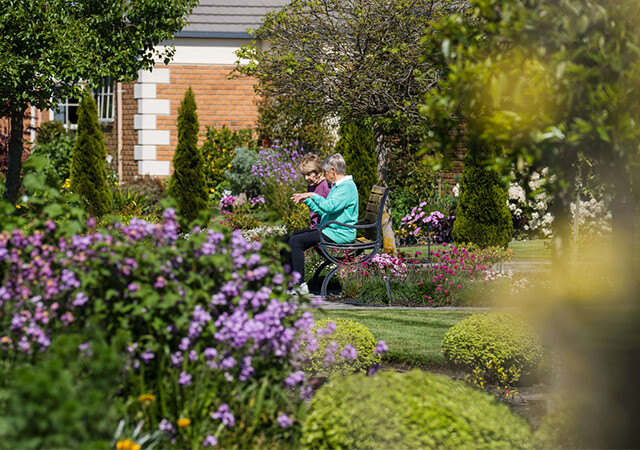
top-left (282, 228), bottom-right (334, 281)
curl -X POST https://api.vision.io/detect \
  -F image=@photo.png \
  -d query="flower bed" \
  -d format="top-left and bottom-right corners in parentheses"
top-left (336, 244), bottom-right (516, 306)
top-left (0, 209), bottom-right (386, 447)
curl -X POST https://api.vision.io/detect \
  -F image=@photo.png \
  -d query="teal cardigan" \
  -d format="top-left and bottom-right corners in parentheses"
top-left (304, 176), bottom-right (359, 243)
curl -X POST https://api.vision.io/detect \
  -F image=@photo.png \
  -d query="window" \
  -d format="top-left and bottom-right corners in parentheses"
top-left (53, 77), bottom-right (115, 129)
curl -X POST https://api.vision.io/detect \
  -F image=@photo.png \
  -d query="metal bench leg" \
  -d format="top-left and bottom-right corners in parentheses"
top-left (321, 265), bottom-right (339, 298)
top-left (311, 259), bottom-right (331, 291)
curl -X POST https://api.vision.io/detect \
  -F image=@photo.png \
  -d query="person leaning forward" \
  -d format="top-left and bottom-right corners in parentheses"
top-left (284, 153), bottom-right (359, 284)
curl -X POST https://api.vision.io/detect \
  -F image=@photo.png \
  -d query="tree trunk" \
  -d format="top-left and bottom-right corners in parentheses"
top-left (3, 111), bottom-right (24, 205)
top-left (372, 123), bottom-right (397, 256)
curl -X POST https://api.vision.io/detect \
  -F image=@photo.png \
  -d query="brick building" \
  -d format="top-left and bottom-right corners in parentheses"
top-left (19, 1), bottom-right (288, 183)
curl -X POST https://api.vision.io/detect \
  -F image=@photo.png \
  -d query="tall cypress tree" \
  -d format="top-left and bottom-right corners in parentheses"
top-left (70, 88), bottom-right (112, 216)
top-left (168, 87), bottom-right (208, 228)
top-left (335, 119), bottom-right (377, 218)
top-left (452, 135), bottom-right (513, 248)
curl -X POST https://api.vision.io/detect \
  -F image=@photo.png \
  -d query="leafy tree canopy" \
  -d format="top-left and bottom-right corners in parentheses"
top-left (235, 0), bottom-right (467, 181)
top-left (0, 0), bottom-right (197, 115)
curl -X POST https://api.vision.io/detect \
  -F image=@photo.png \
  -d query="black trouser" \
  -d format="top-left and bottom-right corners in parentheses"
top-left (282, 228), bottom-right (334, 280)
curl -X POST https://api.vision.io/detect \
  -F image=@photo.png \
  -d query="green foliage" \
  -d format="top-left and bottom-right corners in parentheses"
top-left (356, 279), bottom-right (419, 305)
top-left (387, 146), bottom-right (454, 231)
top-left (35, 121), bottom-right (66, 145)
top-left (222, 212), bottom-right (263, 231)
top-left (69, 89), bottom-right (111, 216)
top-left (0, 156), bottom-right (88, 237)
top-left (201, 125), bottom-right (256, 190)
top-left (335, 120), bottom-right (377, 218)
top-left (301, 318), bottom-right (381, 377)
top-left (0, 332), bottom-right (126, 449)
top-left (453, 151), bottom-right (513, 248)
top-left (302, 370), bottom-right (532, 449)
top-left (225, 147), bottom-right (261, 197)
top-left (442, 313), bottom-right (544, 384)
top-left (30, 132), bottom-right (75, 187)
top-left (168, 87), bottom-right (209, 228)
top-left (262, 178), bottom-right (309, 232)
top-left (254, 95), bottom-right (333, 154)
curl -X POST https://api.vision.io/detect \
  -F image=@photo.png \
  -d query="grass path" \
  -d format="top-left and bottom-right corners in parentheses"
top-left (313, 308), bottom-right (477, 368)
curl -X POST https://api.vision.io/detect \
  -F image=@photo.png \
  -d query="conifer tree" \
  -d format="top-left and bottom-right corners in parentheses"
top-left (168, 87), bottom-right (208, 227)
top-left (452, 137), bottom-right (513, 248)
top-left (335, 120), bottom-right (377, 218)
top-left (70, 88), bottom-right (112, 216)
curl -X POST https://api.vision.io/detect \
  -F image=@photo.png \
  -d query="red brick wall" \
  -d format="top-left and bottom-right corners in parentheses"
top-left (120, 81), bottom-right (138, 183)
top-left (155, 64), bottom-right (258, 169)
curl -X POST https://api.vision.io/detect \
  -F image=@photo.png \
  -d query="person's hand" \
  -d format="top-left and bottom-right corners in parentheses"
top-left (291, 192), bottom-right (313, 203)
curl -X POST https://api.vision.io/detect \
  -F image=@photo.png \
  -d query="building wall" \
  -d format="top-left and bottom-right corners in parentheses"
top-left (121, 37), bottom-right (259, 183)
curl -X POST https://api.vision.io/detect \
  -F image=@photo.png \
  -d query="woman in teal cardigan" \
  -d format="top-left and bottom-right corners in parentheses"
top-left (285, 153), bottom-right (359, 285)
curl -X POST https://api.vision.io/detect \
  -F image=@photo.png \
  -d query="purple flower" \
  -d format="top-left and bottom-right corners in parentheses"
top-left (189, 350), bottom-right (199, 362)
top-left (211, 403), bottom-right (236, 427)
top-left (204, 347), bottom-right (218, 360)
top-left (72, 292), bottom-right (88, 307)
top-left (128, 283), bottom-right (139, 293)
top-left (203, 435), bottom-right (218, 447)
top-left (178, 371), bottom-right (192, 386)
top-left (159, 419), bottom-right (174, 432)
top-left (141, 350), bottom-right (155, 363)
top-left (285, 370), bottom-right (305, 387)
top-left (178, 337), bottom-right (190, 351)
top-left (375, 340), bottom-right (389, 354)
top-left (171, 351), bottom-right (184, 367)
top-left (277, 413), bottom-right (292, 428)
top-left (340, 344), bottom-right (358, 360)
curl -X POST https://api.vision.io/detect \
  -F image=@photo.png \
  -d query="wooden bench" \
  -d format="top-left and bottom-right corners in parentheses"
top-left (311, 185), bottom-right (390, 297)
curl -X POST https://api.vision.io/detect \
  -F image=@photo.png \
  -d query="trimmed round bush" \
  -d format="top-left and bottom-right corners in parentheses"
top-left (442, 312), bottom-right (543, 383)
top-left (302, 370), bottom-right (532, 449)
top-left (301, 318), bottom-right (381, 376)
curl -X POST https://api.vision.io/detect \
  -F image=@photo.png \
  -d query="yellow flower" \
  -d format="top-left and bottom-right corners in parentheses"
top-left (212, 168), bottom-right (216, 172)
top-left (15, 205), bottom-right (21, 209)
top-left (177, 418), bottom-right (191, 428)
top-left (227, 163), bottom-right (232, 168)
top-left (210, 188), bottom-right (215, 193)
top-left (222, 149), bottom-right (226, 153)
top-left (138, 393), bottom-right (155, 403)
top-left (116, 439), bottom-right (141, 450)
top-left (114, 181), bottom-right (119, 186)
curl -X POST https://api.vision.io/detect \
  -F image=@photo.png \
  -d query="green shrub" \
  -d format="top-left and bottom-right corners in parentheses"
top-left (69, 89), bottom-right (112, 216)
top-left (30, 132), bottom-right (75, 187)
top-left (302, 370), bottom-right (532, 449)
top-left (36, 121), bottom-right (66, 145)
top-left (442, 312), bottom-right (544, 384)
top-left (201, 125), bottom-right (256, 190)
top-left (0, 331), bottom-right (126, 449)
top-left (452, 145), bottom-right (513, 248)
top-left (301, 318), bottom-right (381, 377)
top-left (127, 175), bottom-right (166, 209)
top-left (168, 87), bottom-right (209, 228)
top-left (336, 119), bottom-right (377, 218)
top-left (225, 147), bottom-right (261, 197)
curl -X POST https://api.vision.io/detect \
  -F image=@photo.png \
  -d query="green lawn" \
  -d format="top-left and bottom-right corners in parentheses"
top-left (399, 239), bottom-right (552, 260)
top-left (313, 308), bottom-right (477, 369)
top-left (508, 239), bottom-right (551, 259)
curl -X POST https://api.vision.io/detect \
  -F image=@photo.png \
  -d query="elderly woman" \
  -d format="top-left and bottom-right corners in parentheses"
top-left (284, 153), bottom-right (359, 283)
top-left (297, 155), bottom-right (331, 229)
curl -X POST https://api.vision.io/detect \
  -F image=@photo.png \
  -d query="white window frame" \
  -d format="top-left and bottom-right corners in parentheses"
top-left (52, 77), bottom-right (115, 130)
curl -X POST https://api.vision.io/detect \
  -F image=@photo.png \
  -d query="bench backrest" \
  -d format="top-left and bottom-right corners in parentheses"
top-left (363, 185), bottom-right (389, 240)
